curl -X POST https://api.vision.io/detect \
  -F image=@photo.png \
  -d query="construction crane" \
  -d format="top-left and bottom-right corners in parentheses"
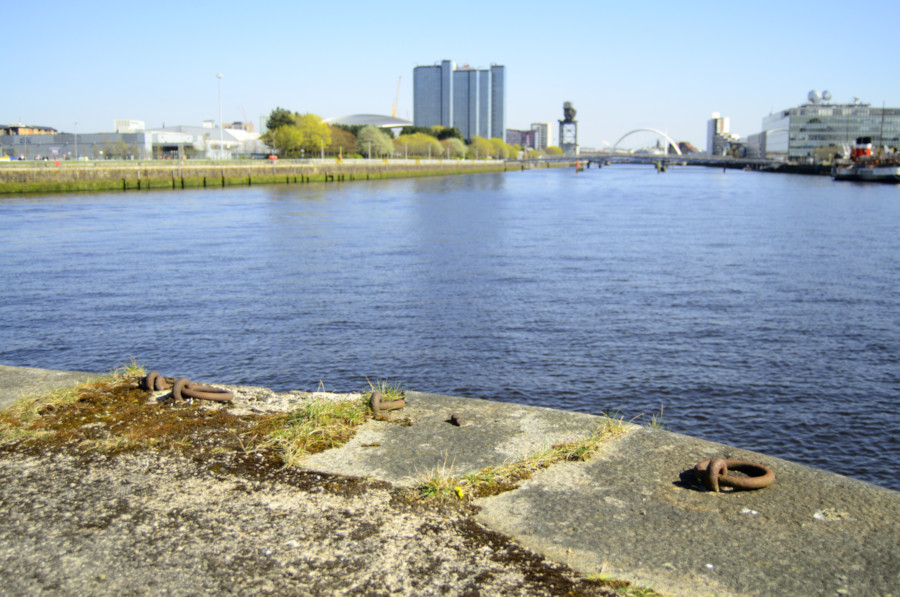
top-left (392, 76), bottom-right (401, 118)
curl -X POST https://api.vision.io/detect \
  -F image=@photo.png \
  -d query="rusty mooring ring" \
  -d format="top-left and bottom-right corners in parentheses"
top-left (370, 390), bottom-right (405, 413)
top-left (172, 378), bottom-right (234, 403)
top-left (694, 458), bottom-right (775, 492)
top-left (142, 371), bottom-right (171, 391)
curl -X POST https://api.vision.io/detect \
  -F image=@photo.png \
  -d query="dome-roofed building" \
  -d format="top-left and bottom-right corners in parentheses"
top-left (324, 114), bottom-right (412, 129)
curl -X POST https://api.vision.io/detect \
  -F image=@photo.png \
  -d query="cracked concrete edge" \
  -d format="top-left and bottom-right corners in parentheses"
top-left (301, 390), bottom-right (638, 486)
top-left (0, 365), bottom-right (101, 410)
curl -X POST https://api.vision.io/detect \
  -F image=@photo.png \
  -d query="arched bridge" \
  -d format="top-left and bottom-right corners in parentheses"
top-left (612, 128), bottom-right (682, 155)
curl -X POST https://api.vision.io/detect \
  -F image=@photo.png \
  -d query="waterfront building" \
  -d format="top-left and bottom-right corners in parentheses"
top-left (453, 68), bottom-right (480, 141)
top-left (413, 60), bottom-right (455, 130)
top-left (0, 124), bottom-right (264, 160)
top-left (413, 60), bottom-right (505, 141)
top-left (490, 65), bottom-right (505, 140)
top-left (706, 112), bottom-right (738, 155)
top-left (1, 123), bottom-right (57, 136)
top-left (114, 120), bottom-right (145, 133)
top-left (530, 122), bottom-right (552, 150)
top-left (505, 129), bottom-right (535, 148)
top-left (324, 114), bottom-right (411, 130)
top-left (757, 92), bottom-right (900, 160)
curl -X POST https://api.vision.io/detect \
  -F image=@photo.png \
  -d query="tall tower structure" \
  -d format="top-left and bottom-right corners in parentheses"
top-left (706, 112), bottom-right (731, 155)
top-left (489, 65), bottom-right (506, 140)
top-left (559, 101), bottom-right (578, 155)
top-left (413, 60), bottom-right (506, 141)
top-left (413, 60), bottom-right (455, 129)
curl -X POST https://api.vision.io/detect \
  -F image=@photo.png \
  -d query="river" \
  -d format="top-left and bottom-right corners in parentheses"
top-left (1, 165), bottom-right (898, 490)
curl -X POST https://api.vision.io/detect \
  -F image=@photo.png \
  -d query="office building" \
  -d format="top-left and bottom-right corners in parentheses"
top-left (530, 122), bottom-right (552, 149)
top-left (413, 60), bottom-right (455, 129)
top-left (413, 60), bottom-right (506, 141)
top-left (453, 68), bottom-right (479, 140)
top-left (505, 129), bottom-right (535, 148)
top-left (757, 92), bottom-right (900, 160)
top-left (707, 112), bottom-right (738, 155)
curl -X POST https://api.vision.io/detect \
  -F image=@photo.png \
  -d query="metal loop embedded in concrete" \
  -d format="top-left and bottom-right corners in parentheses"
top-left (694, 458), bottom-right (775, 492)
top-left (171, 378), bottom-right (233, 403)
top-left (142, 371), bottom-right (171, 392)
top-left (370, 390), bottom-right (405, 414)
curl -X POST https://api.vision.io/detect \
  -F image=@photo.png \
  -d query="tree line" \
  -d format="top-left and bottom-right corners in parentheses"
top-left (262, 107), bottom-right (563, 160)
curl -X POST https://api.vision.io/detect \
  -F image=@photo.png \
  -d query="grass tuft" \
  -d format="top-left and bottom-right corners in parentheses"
top-left (363, 378), bottom-right (405, 406)
top-left (411, 412), bottom-right (629, 502)
top-left (640, 405), bottom-right (666, 430)
top-left (414, 455), bottom-right (460, 500)
top-left (262, 396), bottom-right (372, 466)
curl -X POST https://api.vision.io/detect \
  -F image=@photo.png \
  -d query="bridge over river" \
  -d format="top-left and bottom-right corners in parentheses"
top-left (531, 152), bottom-right (829, 175)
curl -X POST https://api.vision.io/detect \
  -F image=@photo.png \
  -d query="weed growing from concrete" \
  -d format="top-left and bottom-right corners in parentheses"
top-left (413, 412), bottom-right (629, 501)
top-left (415, 455), bottom-right (461, 500)
top-left (262, 396), bottom-right (371, 466)
top-left (641, 405), bottom-right (666, 430)
top-left (363, 378), bottom-right (405, 405)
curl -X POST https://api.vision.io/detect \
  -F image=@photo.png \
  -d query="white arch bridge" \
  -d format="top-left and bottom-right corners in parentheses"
top-left (611, 128), bottom-right (682, 155)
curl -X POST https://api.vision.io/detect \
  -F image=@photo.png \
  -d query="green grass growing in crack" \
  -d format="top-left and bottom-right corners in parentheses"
top-left (640, 405), bottom-right (666, 430)
top-left (263, 395), bottom-right (373, 466)
top-left (585, 573), bottom-right (664, 596)
top-left (363, 378), bottom-right (405, 405)
top-left (412, 412), bottom-right (628, 501)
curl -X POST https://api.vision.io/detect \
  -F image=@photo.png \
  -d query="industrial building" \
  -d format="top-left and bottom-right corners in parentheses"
top-left (413, 60), bottom-right (505, 141)
top-left (0, 121), bottom-right (264, 160)
top-left (749, 92), bottom-right (900, 160)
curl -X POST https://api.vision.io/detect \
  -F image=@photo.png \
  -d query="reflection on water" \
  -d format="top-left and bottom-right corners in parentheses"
top-left (1, 167), bottom-right (899, 490)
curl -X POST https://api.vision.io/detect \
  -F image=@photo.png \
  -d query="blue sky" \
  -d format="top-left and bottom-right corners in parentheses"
top-left (6, 0), bottom-right (900, 149)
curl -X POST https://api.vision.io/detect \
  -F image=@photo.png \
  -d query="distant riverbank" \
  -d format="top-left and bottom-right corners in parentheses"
top-left (0, 159), bottom-right (568, 194)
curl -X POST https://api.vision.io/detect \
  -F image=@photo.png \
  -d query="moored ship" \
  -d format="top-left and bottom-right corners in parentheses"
top-left (833, 137), bottom-right (900, 183)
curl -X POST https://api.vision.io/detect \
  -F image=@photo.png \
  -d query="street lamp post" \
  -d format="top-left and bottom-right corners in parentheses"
top-left (74, 122), bottom-right (78, 160)
top-left (216, 73), bottom-right (224, 160)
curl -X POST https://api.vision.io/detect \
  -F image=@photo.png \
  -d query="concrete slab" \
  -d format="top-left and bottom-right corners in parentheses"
top-left (475, 427), bottom-right (900, 597)
top-left (303, 391), bottom-right (603, 486)
top-left (3, 369), bottom-right (898, 595)
top-left (0, 365), bottom-right (100, 410)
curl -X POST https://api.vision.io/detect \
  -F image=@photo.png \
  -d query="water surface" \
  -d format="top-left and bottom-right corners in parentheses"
top-left (2, 166), bottom-right (898, 490)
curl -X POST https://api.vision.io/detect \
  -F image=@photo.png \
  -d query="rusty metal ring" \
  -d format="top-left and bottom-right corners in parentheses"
top-left (181, 381), bottom-right (234, 402)
top-left (154, 374), bottom-right (171, 391)
top-left (370, 390), bottom-right (405, 413)
top-left (143, 371), bottom-right (172, 391)
top-left (172, 378), bottom-right (190, 402)
top-left (141, 371), bottom-right (158, 391)
top-left (694, 458), bottom-right (775, 492)
top-left (172, 378), bottom-right (233, 402)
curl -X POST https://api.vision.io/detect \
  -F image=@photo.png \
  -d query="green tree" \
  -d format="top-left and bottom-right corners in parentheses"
top-left (468, 136), bottom-right (493, 159)
top-left (269, 125), bottom-right (305, 157)
top-left (394, 132), bottom-right (443, 157)
top-left (266, 107), bottom-right (295, 132)
top-left (327, 125), bottom-right (358, 156)
top-left (488, 137), bottom-right (509, 159)
top-left (357, 126), bottom-right (394, 157)
top-left (441, 137), bottom-right (466, 158)
top-left (433, 126), bottom-right (463, 141)
top-left (292, 113), bottom-right (331, 155)
top-left (543, 145), bottom-right (563, 156)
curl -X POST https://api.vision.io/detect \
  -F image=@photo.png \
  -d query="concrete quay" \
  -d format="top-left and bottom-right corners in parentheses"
top-left (2, 366), bottom-right (898, 596)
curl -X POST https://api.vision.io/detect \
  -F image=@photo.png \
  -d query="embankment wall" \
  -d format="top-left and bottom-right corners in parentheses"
top-left (0, 160), bottom-right (549, 194)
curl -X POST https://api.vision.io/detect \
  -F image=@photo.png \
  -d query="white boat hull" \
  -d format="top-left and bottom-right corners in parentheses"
top-left (833, 165), bottom-right (900, 183)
